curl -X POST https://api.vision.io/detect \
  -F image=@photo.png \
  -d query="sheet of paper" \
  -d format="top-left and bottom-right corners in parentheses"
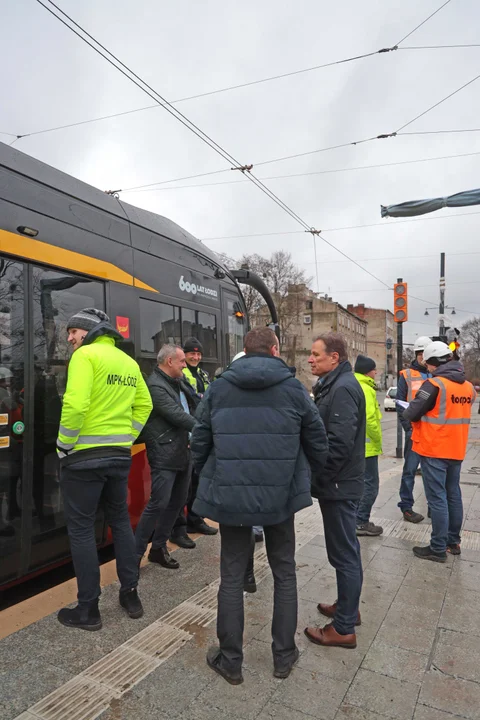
top-left (395, 400), bottom-right (410, 410)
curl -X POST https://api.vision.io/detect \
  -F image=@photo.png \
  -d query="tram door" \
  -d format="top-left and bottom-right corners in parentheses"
top-left (0, 256), bottom-right (106, 586)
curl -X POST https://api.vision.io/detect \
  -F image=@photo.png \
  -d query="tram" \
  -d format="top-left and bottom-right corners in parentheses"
top-left (0, 141), bottom-right (278, 589)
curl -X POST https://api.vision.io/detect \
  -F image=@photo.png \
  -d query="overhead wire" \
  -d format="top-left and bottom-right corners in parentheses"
top-left (394, 0), bottom-right (452, 46)
top-left (124, 150), bottom-right (480, 193)
top-left (396, 70), bottom-right (480, 132)
top-left (120, 130), bottom-right (480, 191)
top-left (7, 0), bottom-right (465, 143)
top-left (201, 210), bottom-right (480, 242)
top-left (33, 0), bottom-right (477, 295)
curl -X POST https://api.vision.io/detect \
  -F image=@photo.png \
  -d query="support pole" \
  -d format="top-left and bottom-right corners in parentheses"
top-left (396, 277), bottom-right (404, 459)
top-left (439, 252), bottom-right (445, 337)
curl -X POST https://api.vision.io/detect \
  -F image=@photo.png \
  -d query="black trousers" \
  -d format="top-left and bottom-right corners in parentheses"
top-left (171, 469), bottom-right (204, 536)
top-left (135, 460), bottom-right (191, 557)
top-left (217, 516), bottom-right (297, 673)
top-left (60, 458), bottom-right (138, 606)
top-left (319, 499), bottom-right (363, 634)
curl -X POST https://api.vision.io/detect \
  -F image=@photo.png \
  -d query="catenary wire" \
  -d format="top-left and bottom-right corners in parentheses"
top-left (201, 210), bottom-right (480, 242)
top-left (124, 150), bottom-right (480, 193)
top-left (395, 0), bottom-right (452, 46)
top-left (34, 0), bottom-right (479, 295)
top-left (120, 129), bottom-right (480, 191)
top-left (8, 0), bottom-right (465, 142)
top-left (396, 71), bottom-right (480, 132)
top-left (37, 0), bottom-right (403, 292)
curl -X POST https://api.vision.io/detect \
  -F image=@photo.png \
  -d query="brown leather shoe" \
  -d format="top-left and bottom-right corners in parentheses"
top-left (317, 602), bottom-right (361, 626)
top-left (304, 623), bottom-right (357, 649)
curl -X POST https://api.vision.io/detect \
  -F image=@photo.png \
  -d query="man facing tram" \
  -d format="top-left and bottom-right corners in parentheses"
top-left (56, 308), bottom-right (152, 631)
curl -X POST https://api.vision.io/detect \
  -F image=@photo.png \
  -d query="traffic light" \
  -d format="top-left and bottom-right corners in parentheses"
top-left (393, 282), bottom-right (408, 323)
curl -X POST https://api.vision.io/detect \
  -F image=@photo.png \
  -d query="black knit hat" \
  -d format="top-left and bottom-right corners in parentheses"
top-left (183, 337), bottom-right (203, 354)
top-left (354, 355), bottom-right (376, 374)
top-left (66, 308), bottom-right (110, 332)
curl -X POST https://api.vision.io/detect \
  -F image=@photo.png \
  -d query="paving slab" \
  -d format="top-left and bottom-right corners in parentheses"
top-left (271, 666), bottom-right (349, 720)
top-left (344, 668), bottom-right (419, 719)
top-left (419, 669), bottom-right (480, 720)
top-left (361, 638), bottom-right (429, 684)
top-left (432, 628), bottom-right (480, 684)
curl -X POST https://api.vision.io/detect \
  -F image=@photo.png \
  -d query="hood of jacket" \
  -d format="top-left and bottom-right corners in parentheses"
top-left (82, 321), bottom-right (123, 347)
top-left (221, 354), bottom-right (294, 390)
top-left (432, 360), bottom-right (466, 384)
top-left (354, 372), bottom-right (377, 391)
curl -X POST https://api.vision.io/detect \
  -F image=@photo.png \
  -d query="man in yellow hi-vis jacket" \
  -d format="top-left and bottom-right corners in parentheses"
top-left (57, 308), bottom-right (152, 632)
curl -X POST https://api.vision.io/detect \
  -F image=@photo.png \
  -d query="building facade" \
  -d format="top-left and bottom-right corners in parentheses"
top-left (347, 304), bottom-right (396, 389)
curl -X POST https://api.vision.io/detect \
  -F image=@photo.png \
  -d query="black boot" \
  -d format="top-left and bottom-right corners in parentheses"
top-left (170, 534), bottom-right (196, 549)
top-left (57, 601), bottom-right (102, 631)
top-left (148, 547), bottom-right (180, 569)
top-left (119, 588), bottom-right (144, 619)
top-left (187, 521), bottom-right (218, 536)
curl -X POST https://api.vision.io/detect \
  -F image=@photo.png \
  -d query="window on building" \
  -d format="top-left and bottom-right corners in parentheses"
top-left (306, 300), bottom-right (313, 310)
top-left (140, 299), bottom-right (181, 354)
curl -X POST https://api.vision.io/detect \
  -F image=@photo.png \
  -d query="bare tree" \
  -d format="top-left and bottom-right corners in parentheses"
top-left (402, 346), bottom-right (415, 368)
top-left (236, 251), bottom-right (312, 342)
top-left (461, 317), bottom-right (480, 383)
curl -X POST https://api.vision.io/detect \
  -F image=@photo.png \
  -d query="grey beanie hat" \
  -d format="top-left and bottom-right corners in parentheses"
top-left (66, 308), bottom-right (110, 332)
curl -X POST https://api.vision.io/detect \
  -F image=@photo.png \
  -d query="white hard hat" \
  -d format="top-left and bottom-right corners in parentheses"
top-left (232, 351), bottom-right (246, 363)
top-left (0, 367), bottom-right (13, 380)
top-left (414, 336), bottom-right (432, 353)
top-left (423, 341), bottom-right (452, 363)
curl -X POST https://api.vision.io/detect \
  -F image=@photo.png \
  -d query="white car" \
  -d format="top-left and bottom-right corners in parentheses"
top-left (384, 387), bottom-right (397, 411)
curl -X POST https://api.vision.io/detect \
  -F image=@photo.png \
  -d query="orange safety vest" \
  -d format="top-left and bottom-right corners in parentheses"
top-left (412, 377), bottom-right (476, 461)
top-left (400, 368), bottom-right (425, 402)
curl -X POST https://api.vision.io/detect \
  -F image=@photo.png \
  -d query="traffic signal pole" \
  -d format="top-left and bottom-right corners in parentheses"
top-left (395, 277), bottom-right (404, 459)
top-left (439, 252), bottom-right (445, 338)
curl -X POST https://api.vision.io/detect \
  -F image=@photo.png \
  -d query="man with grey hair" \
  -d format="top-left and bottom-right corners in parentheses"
top-left (135, 344), bottom-right (198, 569)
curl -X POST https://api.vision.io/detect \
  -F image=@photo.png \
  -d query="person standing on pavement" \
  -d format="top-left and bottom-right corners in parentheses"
top-left (135, 344), bottom-right (198, 570)
top-left (397, 336), bottom-right (432, 523)
top-left (354, 355), bottom-right (384, 537)
top-left (170, 338), bottom-right (217, 548)
top-left (304, 332), bottom-right (365, 650)
top-left (191, 327), bottom-right (329, 684)
top-left (56, 308), bottom-right (153, 631)
top-left (403, 341), bottom-right (476, 562)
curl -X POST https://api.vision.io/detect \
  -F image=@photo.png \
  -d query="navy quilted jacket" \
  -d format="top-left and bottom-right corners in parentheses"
top-left (191, 354), bottom-right (329, 527)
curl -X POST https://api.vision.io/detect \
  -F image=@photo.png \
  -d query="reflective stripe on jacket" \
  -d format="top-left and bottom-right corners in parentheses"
top-left (354, 372), bottom-right (382, 457)
top-left (400, 368), bottom-right (425, 402)
top-left (57, 336), bottom-right (152, 455)
top-left (183, 365), bottom-right (209, 394)
top-left (412, 377), bottom-right (476, 460)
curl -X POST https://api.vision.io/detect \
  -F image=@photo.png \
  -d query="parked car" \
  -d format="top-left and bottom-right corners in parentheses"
top-left (384, 386), bottom-right (397, 411)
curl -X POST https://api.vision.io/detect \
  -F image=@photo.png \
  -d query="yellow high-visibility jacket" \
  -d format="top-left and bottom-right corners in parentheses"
top-left (354, 372), bottom-right (382, 457)
top-left (57, 335), bottom-right (152, 456)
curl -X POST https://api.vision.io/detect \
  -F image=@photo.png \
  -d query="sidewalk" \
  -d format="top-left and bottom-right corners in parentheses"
top-left (3, 413), bottom-right (480, 720)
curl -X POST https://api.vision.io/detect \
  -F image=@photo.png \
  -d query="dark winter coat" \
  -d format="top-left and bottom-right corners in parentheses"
top-left (142, 367), bottom-right (198, 470)
top-left (403, 360), bottom-right (467, 422)
top-left (191, 354), bottom-right (329, 527)
top-left (312, 361), bottom-right (366, 501)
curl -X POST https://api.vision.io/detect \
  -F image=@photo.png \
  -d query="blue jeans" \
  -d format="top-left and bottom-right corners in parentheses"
top-left (420, 456), bottom-right (463, 553)
top-left (357, 456), bottom-right (379, 524)
top-left (61, 458), bottom-right (138, 606)
top-left (398, 434), bottom-right (421, 511)
top-left (319, 500), bottom-right (363, 635)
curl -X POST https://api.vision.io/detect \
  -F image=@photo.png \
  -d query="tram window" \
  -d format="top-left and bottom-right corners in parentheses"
top-left (0, 259), bottom-right (24, 547)
top-left (31, 267), bottom-right (105, 535)
top-left (227, 298), bottom-right (245, 360)
top-left (181, 308), bottom-right (217, 358)
top-left (140, 299), bottom-right (181, 354)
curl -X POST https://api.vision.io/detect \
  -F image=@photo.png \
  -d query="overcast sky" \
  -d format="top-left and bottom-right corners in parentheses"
top-left (2, 0), bottom-right (480, 344)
